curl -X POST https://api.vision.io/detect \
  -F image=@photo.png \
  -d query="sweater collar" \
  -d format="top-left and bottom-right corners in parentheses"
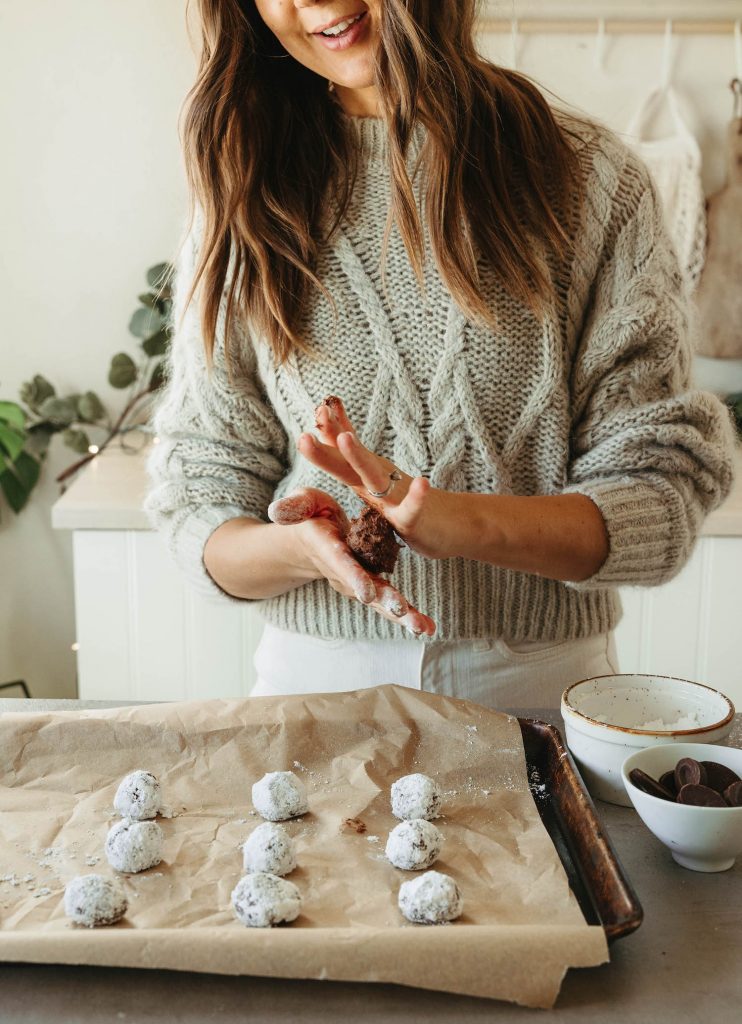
top-left (341, 111), bottom-right (428, 165)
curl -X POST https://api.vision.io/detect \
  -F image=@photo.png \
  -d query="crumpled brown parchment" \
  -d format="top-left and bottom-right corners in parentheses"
top-left (0, 684), bottom-right (608, 1008)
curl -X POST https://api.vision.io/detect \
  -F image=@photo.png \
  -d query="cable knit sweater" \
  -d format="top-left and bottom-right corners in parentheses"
top-left (145, 110), bottom-right (736, 643)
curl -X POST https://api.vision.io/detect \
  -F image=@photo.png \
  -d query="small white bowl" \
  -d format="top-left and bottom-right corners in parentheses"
top-left (561, 674), bottom-right (735, 806)
top-left (622, 742), bottom-right (742, 872)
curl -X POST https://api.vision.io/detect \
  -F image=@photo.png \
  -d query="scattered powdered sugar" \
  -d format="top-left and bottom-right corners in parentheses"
top-left (366, 835), bottom-right (380, 843)
top-left (32, 887), bottom-right (52, 899)
top-left (528, 766), bottom-right (548, 802)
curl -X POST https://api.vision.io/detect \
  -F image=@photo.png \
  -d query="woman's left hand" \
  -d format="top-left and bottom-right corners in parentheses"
top-left (295, 397), bottom-right (459, 560)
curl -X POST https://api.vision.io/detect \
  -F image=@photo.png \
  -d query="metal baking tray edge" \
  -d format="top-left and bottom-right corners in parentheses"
top-left (519, 717), bottom-right (643, 943)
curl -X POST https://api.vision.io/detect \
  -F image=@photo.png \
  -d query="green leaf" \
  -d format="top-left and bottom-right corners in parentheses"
top-left (129, 306), bottom-right (164, 339)
top-left (19, 374), bottom-right (55, 411)
top-left (38, 396), bottom-right (78, 427)
top-left (13, 450), bottom-right (40, 492)
top-left (146, 262), bottom-right (172, 290)
top-left (0, 452), bottom-right (40, 513)
top-left (0, 401), bottom-right (26, 431)
top-left (27, 422), bottom-right (55, 456)
top-left (108, 352), bottom-right (138, 389)
top-left (62, 428), bottom-right (91, 454)
top-left (0, 422), bottom-right (26, 462)
top-left (142, 328), bottom-right (169, 357)
top-left (77, 391), bottom-right (106, 423)
top-left (138, 292), bottom-right (158, 309)
top-left (149, 360), bottom-right (166, 391)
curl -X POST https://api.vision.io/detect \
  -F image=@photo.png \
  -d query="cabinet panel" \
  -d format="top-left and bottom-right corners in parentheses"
top-left (73, 531), bottom-right (742, 708)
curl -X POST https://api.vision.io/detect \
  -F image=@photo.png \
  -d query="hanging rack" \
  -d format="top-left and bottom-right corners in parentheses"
top-left (477, 19), bottom-right (741, 36)
top-left (477, 2), bottom-right (742, 35)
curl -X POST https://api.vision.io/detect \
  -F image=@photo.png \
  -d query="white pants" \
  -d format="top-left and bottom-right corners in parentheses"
top-left (251, 624), bottom-right (620, 710)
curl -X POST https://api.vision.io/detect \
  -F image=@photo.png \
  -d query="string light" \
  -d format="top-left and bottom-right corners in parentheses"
top-left (88, 444), bottom-right (99, 455)
top-left (152, 436), bottom-right (161, 445)
top-left (71, 642), bottom-right (80, 652)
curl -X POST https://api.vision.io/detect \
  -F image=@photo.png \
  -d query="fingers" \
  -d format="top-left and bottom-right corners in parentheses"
top-left (388, 475), bottom-right (430, 532)
top-left (297, 432), bottom-right (364, 488)
top-left (268, 487), bottom-right (350, 534)
top-left (336, 431), bottom-right (408, 501)
top-left (308, 521), bottom-right (436, 636)
top-left (315, 396), bottom-right (355, 445)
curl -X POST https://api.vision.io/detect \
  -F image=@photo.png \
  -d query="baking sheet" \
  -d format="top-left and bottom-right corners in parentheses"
top-left (0, 684), bottom-right (608, 1008)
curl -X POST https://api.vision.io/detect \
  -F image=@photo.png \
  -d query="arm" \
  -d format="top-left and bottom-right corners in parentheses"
top-left (145, 218), bottom-right (435, 633)
top-left (297, 151), bottom-right (735, 584)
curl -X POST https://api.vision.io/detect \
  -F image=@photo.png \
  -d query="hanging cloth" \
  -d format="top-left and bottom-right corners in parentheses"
top-left (694, 75), bottom-right (742, 359)
top-left (625, 83), bottom-right (707, 294)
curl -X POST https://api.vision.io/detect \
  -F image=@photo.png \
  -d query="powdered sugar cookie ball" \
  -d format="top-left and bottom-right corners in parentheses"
top-left (64, 874), bottom-right (128, 927)
top-left (398, 870), bottom-right (463, 924)
top-left (391, 773), bottom-right (442, 821)
top-left (252, 771), bottom-right (308, 821)
top-left (386, 818), bottom-right (443, 871)
top-left (231, 872), bottom-right (302, 928)
top-left (105, 819), bottom-right (163, 873)
top-left (242, 822), bottom-right (296, 876)
top-left (113, 770), bottom-right (161, 820)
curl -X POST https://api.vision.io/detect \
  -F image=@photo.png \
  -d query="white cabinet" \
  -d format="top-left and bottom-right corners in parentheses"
top-left (53, 444), bottom-right (742, 706)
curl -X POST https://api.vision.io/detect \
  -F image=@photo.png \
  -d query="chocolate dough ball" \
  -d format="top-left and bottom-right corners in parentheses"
top-left (105, 819), bottom-right (163, 873)
top-left (242, 822), bottom-right (296, 876)
top-left (347, 507), bottom-right (401, 575)
top-left (398, 870), bottom-right (463, 924)
top-left (386, 819), bottom-right (443, 871)
top-left (231, 872), bottom-right (302, 928)
top-left (252, 771), bottom-right (309, 822)
top-left (391, 773), bottom-right (443, 821)
top-left (113, 770), bottom-right (161, 820)
top-left (64, 874), bottom-right (128, 927)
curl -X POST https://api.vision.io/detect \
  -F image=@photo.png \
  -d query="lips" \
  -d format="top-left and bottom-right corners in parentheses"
top-left (312, 10), bottom-right (366, 36)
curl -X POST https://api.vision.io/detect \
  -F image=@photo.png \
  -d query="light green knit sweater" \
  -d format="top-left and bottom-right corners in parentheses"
top-left (145, 111), bottom-right (736, 642)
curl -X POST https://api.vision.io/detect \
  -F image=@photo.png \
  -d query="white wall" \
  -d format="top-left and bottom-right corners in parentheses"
top-left (0, 1), bottom-right (195, 697)
top-left (1, 1), bottom-right (740, 698)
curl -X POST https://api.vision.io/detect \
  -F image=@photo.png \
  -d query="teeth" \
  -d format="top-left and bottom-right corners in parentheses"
top-left (321, 14), bottom-right (361, 37)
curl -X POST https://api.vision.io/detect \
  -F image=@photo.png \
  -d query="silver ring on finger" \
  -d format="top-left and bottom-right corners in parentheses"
top-left (367, 469), bottom-right (402, 499)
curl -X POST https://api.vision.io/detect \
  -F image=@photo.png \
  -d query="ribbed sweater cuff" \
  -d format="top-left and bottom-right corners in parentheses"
top-left (562, 479), bottom-right (679, 590)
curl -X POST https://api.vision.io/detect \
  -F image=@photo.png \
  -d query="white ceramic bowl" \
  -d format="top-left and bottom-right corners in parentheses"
top-left (561, 674), bottom-right (735, 806)
top-left (622, 742), bottom-right (742, 872)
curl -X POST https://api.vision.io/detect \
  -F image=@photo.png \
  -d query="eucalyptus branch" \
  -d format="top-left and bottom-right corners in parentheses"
top-left (55, 384), bottom-right (157, 486)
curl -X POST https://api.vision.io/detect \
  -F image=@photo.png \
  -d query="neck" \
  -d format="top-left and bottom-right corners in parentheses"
top-left (332, 81), bottom-right (381, 118)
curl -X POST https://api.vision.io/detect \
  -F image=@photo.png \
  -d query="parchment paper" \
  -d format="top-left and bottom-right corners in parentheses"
top-left (0, 684), bottom-right (608, 1008)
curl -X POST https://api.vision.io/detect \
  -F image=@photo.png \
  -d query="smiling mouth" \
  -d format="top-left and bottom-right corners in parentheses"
top-left (313, 11), bottom-right (367, 39)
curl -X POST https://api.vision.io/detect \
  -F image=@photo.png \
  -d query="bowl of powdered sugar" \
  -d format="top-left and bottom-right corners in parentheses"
top-left (561, 673), bottom-right (735, 807)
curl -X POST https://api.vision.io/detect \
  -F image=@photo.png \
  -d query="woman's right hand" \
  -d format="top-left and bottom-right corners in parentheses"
top-left (268, 487), bottom-right (436, 636)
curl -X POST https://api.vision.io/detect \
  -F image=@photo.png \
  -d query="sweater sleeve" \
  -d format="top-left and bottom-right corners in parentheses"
top-left (561, 151), bottom-right (737, 591)
top-left (143, 217), bottom-right (290, 602)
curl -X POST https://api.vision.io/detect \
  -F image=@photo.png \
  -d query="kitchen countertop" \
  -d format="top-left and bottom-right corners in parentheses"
top-left (1, 699), bottom-right (740, 1024)
top-left (51, 439), bottom-right (742, 536)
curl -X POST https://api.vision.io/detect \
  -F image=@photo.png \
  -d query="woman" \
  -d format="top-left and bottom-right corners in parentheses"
top-left (145, 1), bottom-right (735, 707)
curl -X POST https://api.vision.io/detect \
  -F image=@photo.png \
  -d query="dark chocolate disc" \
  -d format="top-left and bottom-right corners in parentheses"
top-left (701, 761), bottom-right (741, 795)
top-left (659, 770), bottom-right (677, 795)
top-left (723, 781), bottom-right (742, 807)
top-left (674, 757), bottom-right (707, 791)
top-left (628, 768), bottom-right (674, 801)
top-left (676, 783), bottom-right (727, 808)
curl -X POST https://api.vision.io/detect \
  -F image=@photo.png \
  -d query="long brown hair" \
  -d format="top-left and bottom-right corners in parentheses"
top-left (180, 1), bottom-right (588, 366)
